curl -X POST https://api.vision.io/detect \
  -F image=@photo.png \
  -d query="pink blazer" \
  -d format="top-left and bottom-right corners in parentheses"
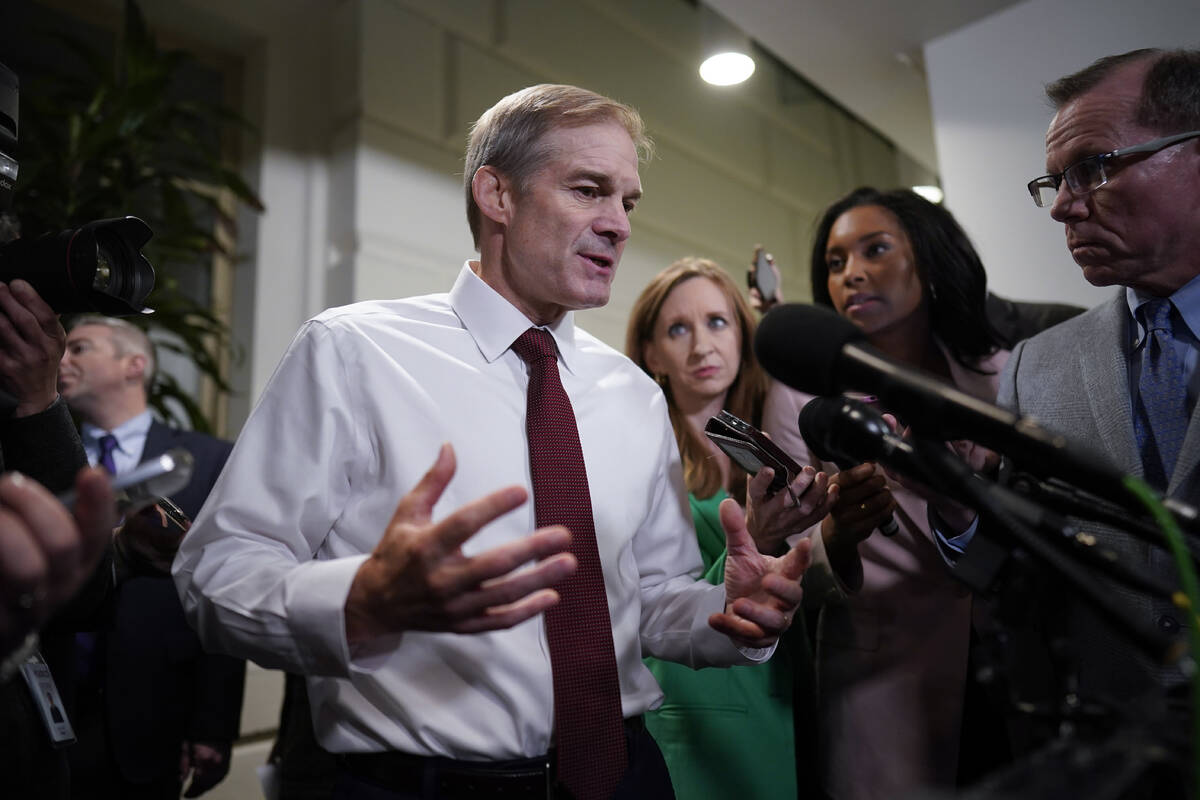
top-left (762, 346), bottom-right (1009, 800)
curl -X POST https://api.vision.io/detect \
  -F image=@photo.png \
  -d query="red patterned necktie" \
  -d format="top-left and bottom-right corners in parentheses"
top-left (511, 327), bottom-right (627, 800)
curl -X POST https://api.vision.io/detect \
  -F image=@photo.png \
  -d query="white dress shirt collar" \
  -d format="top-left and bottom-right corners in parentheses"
top-left (450, 261), bottom-right (582, 375)
top-left (81, 408), bottom-right (154, 473)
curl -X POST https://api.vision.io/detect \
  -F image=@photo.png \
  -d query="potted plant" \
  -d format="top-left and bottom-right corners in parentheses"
top-left (13, 0), bottom-right (263, 432)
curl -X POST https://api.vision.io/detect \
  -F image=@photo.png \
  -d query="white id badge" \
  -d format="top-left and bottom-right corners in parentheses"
top-left (19, 651), bottom-right (76, 747)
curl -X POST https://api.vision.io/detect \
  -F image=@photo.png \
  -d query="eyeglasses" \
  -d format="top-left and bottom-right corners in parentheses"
top-left (1027, 130), bottom-right (1200, 208)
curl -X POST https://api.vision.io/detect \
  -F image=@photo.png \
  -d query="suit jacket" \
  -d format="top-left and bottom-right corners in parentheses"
top-left (80, 421), bottom-right (246, 784)
top-left (762, 347), bottom-right (1010, 800)
top-left (997, 291), bottom-right (1194, 709)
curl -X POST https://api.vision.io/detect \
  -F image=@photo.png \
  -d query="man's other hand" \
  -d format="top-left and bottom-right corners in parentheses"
top-left (710, 498), bottom-right (810, 649)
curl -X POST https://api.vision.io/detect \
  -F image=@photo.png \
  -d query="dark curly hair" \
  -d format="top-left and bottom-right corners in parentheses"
top-left (809, 187), bottom-right (1001, 370)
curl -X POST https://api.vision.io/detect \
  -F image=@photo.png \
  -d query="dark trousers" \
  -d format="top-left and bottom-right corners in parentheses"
top-left (332, 722), bottom-right (676, 800)
top-left (68, 679), bottom-right (182, 800)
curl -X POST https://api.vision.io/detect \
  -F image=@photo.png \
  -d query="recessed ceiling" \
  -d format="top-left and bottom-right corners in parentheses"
top-left (705, 0), bottom-right (1023, 173)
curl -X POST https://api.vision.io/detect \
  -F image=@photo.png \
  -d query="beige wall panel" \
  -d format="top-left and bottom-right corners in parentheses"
top-left (391, 0), bottom-right (498, 44)
top-left (239, 664), bottom-right (287, 737)
top-left (208, 737), bottom-right (274, 800)
top-left (353, 119), bottom-right (467, 242)
top-left (347, 124), bottom-right (475, 301)
top-left (847, 121), bottom-right (901, 190)
top-left (359, 0), bottom-right (446, 139)
top-left (608, 0), bottom-right (836, 156)
top-left (766, 125), bottom-right (841, 213)
top-left (826, 111), bottom-right (863, 197)
top-left (330, 0), bottom-right (363, 123)
top-left (637, 141), bottom-right (795, 274)
top-left (587, 0), bottom-right (704, 55)
top-left (327, 122), bottom-right (361, 311)
top-left (499, 0), bottom-right (771, 185)
top-left (354, 245), bottom-right (461, 302)
top-left (450, 43), bottom-right (543, 147)
top-left (752, 74), bottom-right (839, 156)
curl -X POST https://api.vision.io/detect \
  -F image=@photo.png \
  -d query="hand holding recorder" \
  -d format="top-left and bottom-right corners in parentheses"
top-left (705, 410), bottom-right (835, 554)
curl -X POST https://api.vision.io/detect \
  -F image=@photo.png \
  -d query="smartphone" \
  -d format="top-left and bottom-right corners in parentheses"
top-left (704, 410), bottom-right (800, 496)
top-left (749, 244), bottom-right (778, 301)
top-left (57, 447), bottom-right (194, 515)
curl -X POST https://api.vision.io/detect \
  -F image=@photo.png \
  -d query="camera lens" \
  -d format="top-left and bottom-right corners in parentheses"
top-left (0, 216), bottom-right (155, 315)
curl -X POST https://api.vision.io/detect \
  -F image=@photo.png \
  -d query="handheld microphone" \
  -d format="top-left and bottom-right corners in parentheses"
top-left (754, 303), bottom-right (1128, 503)
top-left (798, 396), bottom-right (908, 536)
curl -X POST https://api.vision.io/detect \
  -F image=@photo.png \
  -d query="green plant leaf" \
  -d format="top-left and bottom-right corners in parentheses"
top-left (15, 0), bottom-right (264, 432)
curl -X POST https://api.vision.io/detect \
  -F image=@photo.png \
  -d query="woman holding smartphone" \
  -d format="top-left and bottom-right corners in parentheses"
top-left (626, 256), bottom-right (831, 800)
top-left (762, 187), bottom-right (1009, 800)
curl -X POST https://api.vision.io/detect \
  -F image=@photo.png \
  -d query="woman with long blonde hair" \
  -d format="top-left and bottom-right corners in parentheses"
top-left (627, 256), bottom-right (827, 799)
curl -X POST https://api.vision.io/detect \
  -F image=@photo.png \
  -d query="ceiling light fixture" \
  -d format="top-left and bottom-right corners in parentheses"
top-left (700, 51), bottom-right (755, 86)
top-left (912, 185), bottom-right (944, 204)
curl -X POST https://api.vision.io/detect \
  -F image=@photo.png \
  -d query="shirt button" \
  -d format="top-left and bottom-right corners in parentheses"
top-left (1157, 614), bottom-right (1180, 633)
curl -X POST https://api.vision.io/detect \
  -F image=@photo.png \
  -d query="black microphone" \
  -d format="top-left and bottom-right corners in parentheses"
top-left (798, 396), bottom-right (950, 540)
top-left (755, 303), bottom-right (1129, 503)
top-left (798, 396), bottom-right (911, 536)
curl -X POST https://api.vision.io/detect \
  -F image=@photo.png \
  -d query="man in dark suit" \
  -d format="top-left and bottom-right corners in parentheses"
top-left (58, 314), bottom-right (245, 799)
top-left (992, 48), bottom-right (1199, 794)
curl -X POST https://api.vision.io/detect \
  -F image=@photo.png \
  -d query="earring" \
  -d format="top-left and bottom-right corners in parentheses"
top-left (655, 373), bottom-right (668, 387)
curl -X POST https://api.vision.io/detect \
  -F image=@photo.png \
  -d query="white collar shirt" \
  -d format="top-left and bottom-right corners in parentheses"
top-left (175, 262), bottom-right (756, 759)
top-left (81, 409), bottom-right (153, 476)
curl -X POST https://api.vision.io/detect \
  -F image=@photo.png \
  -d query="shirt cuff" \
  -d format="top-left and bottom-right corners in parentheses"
top-left (689, 582), bottom-right (778, 666)
top-left (285, 554), bottom-right (374, 677)
top-left (930, 510), bottom-right (979, 567)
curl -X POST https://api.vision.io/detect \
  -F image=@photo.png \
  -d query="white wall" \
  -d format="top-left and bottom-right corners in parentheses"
top-left (925, 0), bottom-right (1200, 308)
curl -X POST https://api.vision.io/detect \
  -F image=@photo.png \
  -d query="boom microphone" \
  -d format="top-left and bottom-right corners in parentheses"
top-left (754, 303), bottom-right (1128, 502)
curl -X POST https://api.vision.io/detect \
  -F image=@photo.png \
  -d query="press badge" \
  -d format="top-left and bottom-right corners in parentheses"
top-left (19, 651), bottom-right (76, 746)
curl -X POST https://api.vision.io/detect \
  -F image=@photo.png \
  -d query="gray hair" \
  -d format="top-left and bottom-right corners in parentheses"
top-left (463, 84), bottom-right (652, 248)
top-left (68, 315), bottom-right (156, 391)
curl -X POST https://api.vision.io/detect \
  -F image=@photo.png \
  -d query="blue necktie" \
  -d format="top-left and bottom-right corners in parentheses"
top-left (97, 433), bottom-right (119, 475)
top-left (1133, 299), bottom-right (1188, 488)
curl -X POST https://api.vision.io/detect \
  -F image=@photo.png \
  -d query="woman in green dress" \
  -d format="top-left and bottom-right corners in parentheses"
top-left (626, 257), bottom-right (822, 800)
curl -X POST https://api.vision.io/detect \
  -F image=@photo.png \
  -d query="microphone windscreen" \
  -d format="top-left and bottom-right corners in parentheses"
top-left (754, 304), bottom-right (862, 395)
top-left (797, 395), bottom-right (844, 464)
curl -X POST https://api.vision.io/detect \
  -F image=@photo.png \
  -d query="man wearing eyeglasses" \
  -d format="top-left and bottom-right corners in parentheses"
top-left (996, 48), bottom-right (1198, 787)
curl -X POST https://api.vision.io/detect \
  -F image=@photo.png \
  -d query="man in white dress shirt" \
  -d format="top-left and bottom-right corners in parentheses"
top-left (174, 84), bottom-right (825, 800)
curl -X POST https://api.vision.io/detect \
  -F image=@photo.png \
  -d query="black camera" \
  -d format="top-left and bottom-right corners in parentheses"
top-left (0, 62), bottom-right (155, 316)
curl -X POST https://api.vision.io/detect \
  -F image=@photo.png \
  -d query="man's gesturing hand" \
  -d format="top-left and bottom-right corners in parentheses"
top-left (344, 444), bottom-right (577, 645)
top-left (709, 498), bottom-right (811, 649)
